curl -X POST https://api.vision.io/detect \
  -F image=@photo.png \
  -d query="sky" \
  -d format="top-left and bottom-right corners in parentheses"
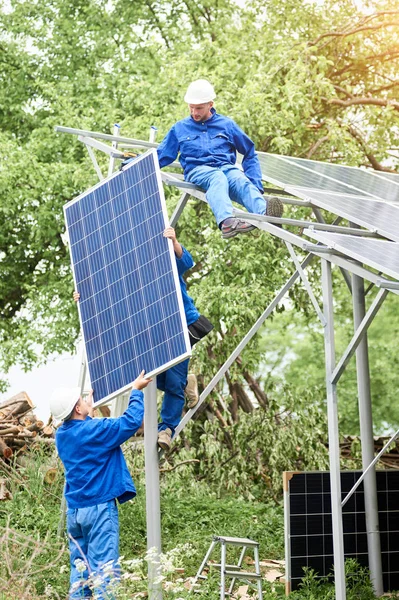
top-left (0, 350), bottom-right (83, 421)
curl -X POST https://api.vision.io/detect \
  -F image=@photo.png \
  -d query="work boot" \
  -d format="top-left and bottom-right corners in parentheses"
top-left (266, 196), bottom-right (284, 218)
top-left (158, 428), bottom-right (172, 451)
top-left (185, 374), bottom-right (199, 409)
top-left (221, 217), bottom-right (256, 239)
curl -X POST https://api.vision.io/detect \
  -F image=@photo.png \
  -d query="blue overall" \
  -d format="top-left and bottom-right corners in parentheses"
top-left (56, 389), bottom-right (144, 599)
top-left (157, 247), bottom-right (199, 433)
top-left (157, 108), bottom-right (267, 225)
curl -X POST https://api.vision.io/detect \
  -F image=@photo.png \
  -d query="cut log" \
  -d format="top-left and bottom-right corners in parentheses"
top-left (0, 478), bottom-right (12, 500)
top-left (26, 421), bottom-right (44, 432)
top-left (0, 391), bottom-right (34, 419)
top-left (0, 426), bottom-right (21, 436)
top-left (0, 438), bottom-right (13, 459)
top-left (43, 467), bottom-right (58, 484)
top-left (41, 425), bottom-right (54, 437)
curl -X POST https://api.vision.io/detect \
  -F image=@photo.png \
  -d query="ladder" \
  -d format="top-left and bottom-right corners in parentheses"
top-left (192, 535), bottom-right (263, 599)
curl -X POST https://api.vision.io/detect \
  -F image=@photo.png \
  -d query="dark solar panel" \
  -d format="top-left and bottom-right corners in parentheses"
top-left (64, 150), bottom-right (191, 405)
top-left (304, 232), bottom-right (399, 280)
top-left (282, 156), bottom-right (399, 204)
top-left (288, 188), bottom-right (399, 243)
top-left (286, 471), bottom-right (399, 592)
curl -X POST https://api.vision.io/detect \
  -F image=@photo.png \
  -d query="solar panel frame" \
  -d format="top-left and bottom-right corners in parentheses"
top-left (64, 149), bottom-right (191, 406)
top-left (304, 231), bottom-right (399, 281)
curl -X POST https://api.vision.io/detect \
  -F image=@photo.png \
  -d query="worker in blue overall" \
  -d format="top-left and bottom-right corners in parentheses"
top-left (157, 79), bottom-right (284, 239)
top-left (50, 371), bottom-right (152, 599)
top-left (73, 227), bottom-right (212, 451)
top-left (157, 226), bottom-right (212, 450)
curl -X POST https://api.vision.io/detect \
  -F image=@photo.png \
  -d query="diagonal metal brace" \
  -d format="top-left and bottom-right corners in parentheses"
top-left (285, 242), bottom-right (326, 327)
top-left (173, 252), bottom-right (315, 439)
top-left (331, 288), bottom-right (388, 385)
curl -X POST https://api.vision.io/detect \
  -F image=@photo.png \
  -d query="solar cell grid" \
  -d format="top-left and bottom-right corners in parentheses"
top-left (64, 149), bottom-right (191, 405)
top-left (286, 471), bottom-right (399, 592)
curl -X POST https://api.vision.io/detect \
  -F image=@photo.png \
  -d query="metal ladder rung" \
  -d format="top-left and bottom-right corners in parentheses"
top-left (215, 536), bottom-right (259, 547)
top-left (224, 570), bottom-right (262, 580)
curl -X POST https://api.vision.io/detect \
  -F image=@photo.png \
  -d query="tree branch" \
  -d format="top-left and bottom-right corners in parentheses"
top-left (339, 120), bottom-right (397, 172)
top-left (328, 96), bottom-right (399, 111)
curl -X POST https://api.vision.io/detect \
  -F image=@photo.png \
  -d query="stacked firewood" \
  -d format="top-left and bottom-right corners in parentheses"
top-left (0, 391), bottom-right (54, 460)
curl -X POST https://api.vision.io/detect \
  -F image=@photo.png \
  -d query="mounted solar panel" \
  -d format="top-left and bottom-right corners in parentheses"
top-left (304, 231), bottom-right (399, 281)
top-left (281, 156), bottom-right (399, 204)
top-left (64, 149), bottom-right (191, 405)
top-left (257, 153), bottom-right (377, 198)
top-left (284, 471), bottom-right (399, 593)
top-left (288, 188), bottom-right (399, 242)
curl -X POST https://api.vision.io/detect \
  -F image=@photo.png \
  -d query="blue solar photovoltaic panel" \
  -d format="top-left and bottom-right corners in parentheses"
top-left (64, 149), bottom-right (191, 405)
top-left (304, 231), bottom-right (399, 281)
top-left (287, 188), bottom-right (399, 242)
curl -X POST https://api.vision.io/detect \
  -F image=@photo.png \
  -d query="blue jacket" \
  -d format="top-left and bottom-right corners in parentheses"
top-left (55, 389), bottom-right (144, 508)
top-left (157, 108), bottom-right (264, 192)
top-left (177, 246), bottom-right (200, 326)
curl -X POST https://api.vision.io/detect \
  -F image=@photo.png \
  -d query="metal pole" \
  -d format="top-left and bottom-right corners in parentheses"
top-left (108, 123), bottom-right (121, 177)
top-left (352, 273), bottom-right (383, 596)
top-left (144, 379), bottom-right (163, 600)
top-left (321, 259), bottom-right (346, 600)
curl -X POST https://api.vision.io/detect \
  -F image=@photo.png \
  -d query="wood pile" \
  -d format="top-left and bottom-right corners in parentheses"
top-left (0, 391), bottom-right (54, 460)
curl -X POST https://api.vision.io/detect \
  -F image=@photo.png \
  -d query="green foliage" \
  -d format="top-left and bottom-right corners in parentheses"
top-left (0, 447), bottom-right (389, 599)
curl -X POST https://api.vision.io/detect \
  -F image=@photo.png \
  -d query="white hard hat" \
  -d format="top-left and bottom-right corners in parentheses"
top-left (184, 79), bottom-right (216, 104)
top-left (50, 387), bottom-right (81, 421)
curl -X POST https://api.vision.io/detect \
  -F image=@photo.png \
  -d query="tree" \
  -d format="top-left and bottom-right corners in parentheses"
top-left (0, 0), bottom-right (398, 445)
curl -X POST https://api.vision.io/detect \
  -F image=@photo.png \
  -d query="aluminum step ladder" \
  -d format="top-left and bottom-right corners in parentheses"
top-left (192, 535), bottom-right (263, 599)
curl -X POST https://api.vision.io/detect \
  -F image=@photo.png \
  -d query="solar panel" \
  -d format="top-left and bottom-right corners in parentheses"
top-left (288, 188), bottom-right (399, 243)
top-left (281, 156), bottom-right (399, 204)
top-left (64, 149), bottom-right (191, 405)
top-left (257, 153), bottom-right (377, 198)
top-left (373, 171), bottom-right (399, 185)
top-left (304, 231), bottom-right (399, 281)
top-left (285, 470), bottom-right (399, 593)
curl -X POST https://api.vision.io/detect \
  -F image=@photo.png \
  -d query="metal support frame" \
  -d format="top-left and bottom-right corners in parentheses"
top-left (321, 259), bottom-right (346, 600)
top-left (56, 127), bottom-right (399, 598)
top-left (312, 211), bottom-right (353, 293)
top-left (285, 242), bottom-right (326, 326)
top-left (233, 211), bottom-right (380, 237)
top-left (342, 428), bottom-right (399, 507)
top-left (331, 289), bottom-right (388, 384)
top-left (352, 273), bottom-right (384, 596)
top-left (144, 379), bottom-right (163, 600)
top-left (174, 252), bottom-right (315, 438)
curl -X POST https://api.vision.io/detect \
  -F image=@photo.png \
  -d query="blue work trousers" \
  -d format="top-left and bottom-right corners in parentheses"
top-left (67, 500), bottom-right (120, 599)
top-left (157, 358), bottom-right (189, 433)
top-left (186, 164), bottom-right (267, 226)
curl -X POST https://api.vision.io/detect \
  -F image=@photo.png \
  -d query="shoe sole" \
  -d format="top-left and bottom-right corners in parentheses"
top-left (158, 440), bottom-right (171, 451)
top-left (266, 197), bottom-right (284, 218)
top-left (221, 224), bottom-right (256, 239)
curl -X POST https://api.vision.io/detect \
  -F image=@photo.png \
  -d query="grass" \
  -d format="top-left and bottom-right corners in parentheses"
top-left (0, 446), bottom-right (392, 599)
